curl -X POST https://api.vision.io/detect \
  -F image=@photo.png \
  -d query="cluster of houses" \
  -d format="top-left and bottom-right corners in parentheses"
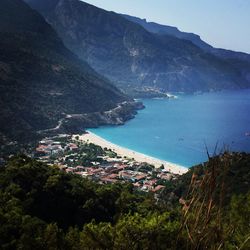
top-left (59, 156), bottom-right (176, 193)
top-left (34, 135), bottom-right (178, 193)
top-left (35, 136), bottom-right (78, 161)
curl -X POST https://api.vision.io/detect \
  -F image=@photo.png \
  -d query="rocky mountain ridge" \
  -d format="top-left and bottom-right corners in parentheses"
top-left (25, 0), bottom-right (250, 96)
top-left (123, 14), bottom-right (250, 77)
top-left (122, 14), bottom-right (213, 51)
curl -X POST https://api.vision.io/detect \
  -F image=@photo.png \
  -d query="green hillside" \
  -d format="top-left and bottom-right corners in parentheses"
top-left (0, 154), bottom-right (249, 249)
top-left (0, 0), bottom-right (129, 144)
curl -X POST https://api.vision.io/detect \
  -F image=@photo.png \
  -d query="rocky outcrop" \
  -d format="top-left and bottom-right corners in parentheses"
top-left (38, 101), bottom-right (144, 137)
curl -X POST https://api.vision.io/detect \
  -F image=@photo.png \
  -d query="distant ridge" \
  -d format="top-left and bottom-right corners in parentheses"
top-left (122, 14), bottom-right (213, 51)
top-left (25, 0), bottom-right (250, 96)
top-left (122, 14), bottom-right (250, 63)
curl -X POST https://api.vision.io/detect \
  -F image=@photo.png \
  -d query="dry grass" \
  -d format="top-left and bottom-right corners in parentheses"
top-left (179, 152), bottom-right (233, 249)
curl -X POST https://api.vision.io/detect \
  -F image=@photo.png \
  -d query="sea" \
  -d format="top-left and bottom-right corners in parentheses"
top-left (89, 89), bottom-right (250, 168)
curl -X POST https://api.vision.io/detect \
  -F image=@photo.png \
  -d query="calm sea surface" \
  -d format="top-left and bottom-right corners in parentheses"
top-left (90, 90), bottom-right (250, 167)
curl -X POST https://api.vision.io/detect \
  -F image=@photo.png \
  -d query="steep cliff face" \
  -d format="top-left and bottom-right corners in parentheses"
top-left (123, 14), bottom-right (250, 83)
top-left (0, 0), bottom-right (138, 143)
top-left (123, 14), bottom-right (250, 62)
top-left (122, 14), bottom-right (213, 51)
top-left (26, 0), bottom-right (250, 95)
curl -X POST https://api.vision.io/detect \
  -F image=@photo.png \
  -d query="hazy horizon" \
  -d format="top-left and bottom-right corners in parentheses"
top-left (81, 0), bottom-right (250, 54)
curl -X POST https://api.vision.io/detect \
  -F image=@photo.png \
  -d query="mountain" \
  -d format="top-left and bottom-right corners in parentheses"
top-left (122, 14), bottom-right (250, 89)
top-left (122, 14), bottom-right (213, 51)
top-left (25, 0), bottom-right (250, 96)
top-left (0, 0), bottom-right (140, 144)
top-left (122, 14), bottom-right (250, 70)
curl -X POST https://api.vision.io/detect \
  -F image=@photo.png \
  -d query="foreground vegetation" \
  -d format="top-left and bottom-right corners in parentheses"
top-left (0, 153), bottom-right (249, 249)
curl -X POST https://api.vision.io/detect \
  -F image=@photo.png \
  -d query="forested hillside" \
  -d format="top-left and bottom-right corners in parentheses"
top-left (0, 0), bottom-right (131, 144)
top-left (0, 153), bottom-right (249, 249)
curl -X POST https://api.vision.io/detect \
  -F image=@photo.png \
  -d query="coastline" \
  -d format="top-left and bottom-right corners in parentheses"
top-left (77, 131), bottom-right (188, 175)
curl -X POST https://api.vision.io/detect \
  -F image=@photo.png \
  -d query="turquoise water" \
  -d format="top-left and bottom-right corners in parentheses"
top-left (90, 90), bottom-right (250, 167)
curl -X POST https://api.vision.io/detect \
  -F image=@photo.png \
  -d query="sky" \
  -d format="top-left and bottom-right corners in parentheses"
top-left (81, 0), bottom-right (250, 53)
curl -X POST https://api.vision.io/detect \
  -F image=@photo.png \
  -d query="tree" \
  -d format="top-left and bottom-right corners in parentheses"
top-left (65, 227), bottom-right (81, 250)
top-left (43, 223), bottom-right (64, 250)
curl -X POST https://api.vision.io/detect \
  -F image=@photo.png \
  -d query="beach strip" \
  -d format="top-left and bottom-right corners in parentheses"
top-left (77, 131), bottom-right (188, 175)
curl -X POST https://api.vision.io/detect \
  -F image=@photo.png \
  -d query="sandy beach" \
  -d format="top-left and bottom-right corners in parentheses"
top-left (76, 131), bottom-right (188, 175)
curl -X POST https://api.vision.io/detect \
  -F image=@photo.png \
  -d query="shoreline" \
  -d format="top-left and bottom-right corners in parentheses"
top-left (76, 131), bottom-right (188, 175)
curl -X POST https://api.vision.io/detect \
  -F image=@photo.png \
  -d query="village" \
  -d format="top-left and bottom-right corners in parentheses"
top-left (34, 134), bottom-right (179, 193)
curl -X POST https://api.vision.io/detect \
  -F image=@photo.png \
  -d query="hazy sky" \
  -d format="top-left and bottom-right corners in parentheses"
top-left (81, 0), bottom-right (250, 53)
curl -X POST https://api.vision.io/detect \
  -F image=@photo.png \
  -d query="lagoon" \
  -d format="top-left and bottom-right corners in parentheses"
top-left (90, 90), bottom-right (250, 167)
